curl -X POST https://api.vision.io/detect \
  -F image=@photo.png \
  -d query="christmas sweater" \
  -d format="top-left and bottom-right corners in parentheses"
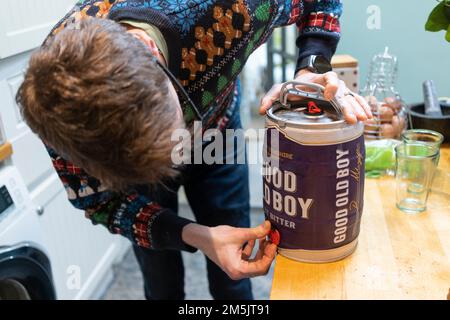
top-left (45, 0), bottom-right (342, 251)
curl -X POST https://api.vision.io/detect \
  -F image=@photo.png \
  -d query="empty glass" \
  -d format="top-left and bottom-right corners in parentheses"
top-left (395, 143), bottom-right (440, 214)
top-left (402, 129), bottom-right (444, 150)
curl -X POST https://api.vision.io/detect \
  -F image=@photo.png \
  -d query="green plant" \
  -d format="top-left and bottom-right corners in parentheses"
top-left (425, 0), bottom-right (450, 42)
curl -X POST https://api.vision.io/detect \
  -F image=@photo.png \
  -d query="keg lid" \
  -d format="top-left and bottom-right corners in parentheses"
top-left (267, 81), bottom-right (346, 129)
top-left (274, 103), bottom-right (341, 124)
top-left (268, 100), bottom-right (345, 129)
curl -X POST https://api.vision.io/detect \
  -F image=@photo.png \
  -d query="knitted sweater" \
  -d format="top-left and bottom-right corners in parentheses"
top-left (46, 0), bottom-right (342, 251)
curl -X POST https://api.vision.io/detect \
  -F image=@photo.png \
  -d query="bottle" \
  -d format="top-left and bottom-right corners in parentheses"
top-left (361, 47), bottom-right (407, 140)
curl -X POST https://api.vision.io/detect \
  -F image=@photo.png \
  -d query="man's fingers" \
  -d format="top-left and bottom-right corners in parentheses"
top-left (242, 240), bottom-right (255, 260)
top-left (254, 238), bottom-right (267, 260)
top-left (322, 72), bottom-right (340, 100)
top-left (237, 242), bottom-right (277, 278)
top-left (346, 95), bottom-right (368, 122)
top-left (259, 84), bottom-right (282, 115)
top-left (238, 221), bottom-right (271, 242)
top-left (262, 242), bottom-right (277, 261)
top-left (353, 93), bottom-right (373, 119)
top-left (341, 100), bottom-right (358, 124)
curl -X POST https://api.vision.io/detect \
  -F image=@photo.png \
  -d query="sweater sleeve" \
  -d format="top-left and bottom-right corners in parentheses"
top-left (295, 0), bottom-right (343, 74)
top-left (46, 146), bottom-right (196, 252)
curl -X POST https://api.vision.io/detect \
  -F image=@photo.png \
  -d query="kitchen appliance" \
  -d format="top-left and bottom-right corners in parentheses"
top-left (407, 81), bottom-right (450, 142)
top-left (331, 54), bottom-right (360, 93)
top-left (0, 165), bottom-right (56, 300)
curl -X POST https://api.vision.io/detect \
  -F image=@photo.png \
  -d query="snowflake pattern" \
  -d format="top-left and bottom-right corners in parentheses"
top-left (313, 0), bottom-right (343, 16)
top-left (113, 0), bottom-right (215, 35)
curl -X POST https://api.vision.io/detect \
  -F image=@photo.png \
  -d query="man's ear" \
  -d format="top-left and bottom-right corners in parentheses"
top-left (127, 28), bottom-right (160, 57)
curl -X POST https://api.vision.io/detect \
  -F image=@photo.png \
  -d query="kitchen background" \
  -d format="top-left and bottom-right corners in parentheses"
top-left (0, 0), bottom-right (448, 300)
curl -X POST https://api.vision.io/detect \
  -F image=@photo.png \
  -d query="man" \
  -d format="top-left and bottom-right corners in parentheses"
top-left (17, 0), bottom-right (371, 299)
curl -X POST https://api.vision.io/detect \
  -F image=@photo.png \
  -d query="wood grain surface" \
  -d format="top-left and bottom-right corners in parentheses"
top-left (270, 145), bottom-right (450, 300)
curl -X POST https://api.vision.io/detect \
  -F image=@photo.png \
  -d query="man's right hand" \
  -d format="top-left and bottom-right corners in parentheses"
top-left (182, 221), bottom-right (277, 280)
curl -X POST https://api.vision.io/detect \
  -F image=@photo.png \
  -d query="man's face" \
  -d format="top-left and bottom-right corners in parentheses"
top-left (167, 79), bottom-right (184, 122)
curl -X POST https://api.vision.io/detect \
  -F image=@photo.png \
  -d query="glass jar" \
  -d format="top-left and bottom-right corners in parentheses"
top-left (360, 47), bottom-right (408, 140)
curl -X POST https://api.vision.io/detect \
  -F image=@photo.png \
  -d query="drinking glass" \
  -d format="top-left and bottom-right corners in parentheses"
top-left (402, 129), bottom-right (444, 150)
top-left (395, 143), bottom-right (440, 214)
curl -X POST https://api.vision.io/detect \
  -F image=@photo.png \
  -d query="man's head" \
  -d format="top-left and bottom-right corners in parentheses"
top-left (17, 18), bottom-right (184, 190)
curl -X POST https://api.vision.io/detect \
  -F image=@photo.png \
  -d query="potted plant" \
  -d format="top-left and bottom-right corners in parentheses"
top-left (425, 0), bottom-right (450, 42)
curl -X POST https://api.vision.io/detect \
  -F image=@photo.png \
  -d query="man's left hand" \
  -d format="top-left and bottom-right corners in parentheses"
top-left (259, 69), bottom-right (373, 124)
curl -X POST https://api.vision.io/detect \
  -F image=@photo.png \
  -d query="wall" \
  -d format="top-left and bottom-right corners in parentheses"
top-left (337, 0), bottom-right (450, 104)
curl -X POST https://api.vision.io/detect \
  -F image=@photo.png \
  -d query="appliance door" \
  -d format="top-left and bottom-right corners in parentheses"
top-left (0, 0), bottom-right (76, 59)
top-left (0, 244), bottom-right (56, 300)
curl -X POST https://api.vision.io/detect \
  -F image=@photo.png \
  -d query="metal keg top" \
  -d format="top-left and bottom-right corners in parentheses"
top-left (267, 81), bottom-right (346, 129)
top-left (274, 108), bottom-right (340, 124)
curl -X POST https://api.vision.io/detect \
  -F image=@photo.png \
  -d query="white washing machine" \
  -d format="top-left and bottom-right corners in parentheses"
top-left (0, 165), bottom-right (56, 299)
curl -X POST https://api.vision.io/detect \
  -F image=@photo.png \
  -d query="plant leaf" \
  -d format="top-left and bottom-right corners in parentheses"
top-left (425, 2), bottom-right (449, 32)
top-left (446, 24), bottom-right (450, 42)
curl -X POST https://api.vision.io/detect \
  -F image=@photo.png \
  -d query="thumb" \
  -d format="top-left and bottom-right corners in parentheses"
top-left (259, 84), bottom-right (282, 115)
top-left (238, 221), bottom-right (271, 242)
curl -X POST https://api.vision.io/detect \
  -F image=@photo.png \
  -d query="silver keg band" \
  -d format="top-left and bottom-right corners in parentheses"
top-left (265, 121), bottom-right (364, 146)
top-left (278, 239), bottom-right (359, 264)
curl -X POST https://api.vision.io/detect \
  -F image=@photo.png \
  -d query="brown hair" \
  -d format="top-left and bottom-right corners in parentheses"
top-left (16, 18), bottom-right (183, 191)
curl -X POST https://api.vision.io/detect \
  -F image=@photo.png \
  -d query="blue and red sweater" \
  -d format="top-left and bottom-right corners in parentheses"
top-left (47, 0), bottom-right (342, 251)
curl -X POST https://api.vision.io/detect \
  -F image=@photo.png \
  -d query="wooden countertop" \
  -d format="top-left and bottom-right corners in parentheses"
top-left (0, 142), bottom-right (13, 162)
top-left (270, 145), bottom-right (450, 300)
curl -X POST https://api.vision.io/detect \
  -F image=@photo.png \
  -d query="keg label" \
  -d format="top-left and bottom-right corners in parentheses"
top-left (263, 127), bottom-right (365, 250)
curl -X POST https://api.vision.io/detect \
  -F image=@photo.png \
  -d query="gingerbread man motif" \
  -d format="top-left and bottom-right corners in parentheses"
top-left (195, 26), bottom-right (225, 66)
top-left (181, 48), bottom-right (206, 85)
top-left (213, 6), bottom-right (243, 49)
top-left (232, 0), bottom-right (251, 32)
top-left (94, 0), bottom-right (114, 18)
top-left (53, 0), bottom-right (114, 36)
top-left (52, 5), bottom-right (89, 35)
